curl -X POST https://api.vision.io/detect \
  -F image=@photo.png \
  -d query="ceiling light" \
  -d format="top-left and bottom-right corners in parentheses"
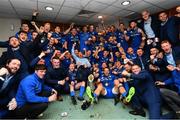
top-left (128, 11), bottom-right (135, 15)
top-left (98, 16), bottom-right (103, 19)
top-left (121, 1), bottom-right (130, 6)
top-left (45, 6), bottom-right (54, 11)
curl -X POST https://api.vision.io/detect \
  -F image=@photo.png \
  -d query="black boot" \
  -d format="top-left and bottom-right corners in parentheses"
top-left (77, 96), bottom-right (84, 101)
top-left (129, 108), bottom-right (146, 117)
top-left (71, 96), bottom-right (77, 105)
top-left (114, 94), bottom-right (120, 106)
top-left (81, 100), bottom-right (91, 110)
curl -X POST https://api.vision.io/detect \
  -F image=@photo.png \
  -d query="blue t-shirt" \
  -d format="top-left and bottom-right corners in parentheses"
top-left (127, 28), bottom-right (142, 52)
top-left (79, 32), bottom-right (90, 52)
top-left (100, 74), bottom-right (116, 88)
top-left (66, 34), bottom-right (79, 51)
top-left (116, 30), bottom-right (129, 51)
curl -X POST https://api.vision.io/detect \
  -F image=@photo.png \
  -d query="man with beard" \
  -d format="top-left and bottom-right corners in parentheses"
top-left (0, 59), bottom-right (21, 118)
top-left (0, 36), bottom-right (29, 77)
top-left (126, 21), bottom-right (146, 52)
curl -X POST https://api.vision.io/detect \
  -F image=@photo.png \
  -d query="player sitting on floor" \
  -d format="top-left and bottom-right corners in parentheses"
top-left (89, 68), bottom-right (117, 103)
top-left (68, 63), bottom-right (86, 105)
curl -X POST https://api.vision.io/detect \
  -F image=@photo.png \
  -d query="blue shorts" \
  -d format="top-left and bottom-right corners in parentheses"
top-left (102, 87), bottom-right (118, 98)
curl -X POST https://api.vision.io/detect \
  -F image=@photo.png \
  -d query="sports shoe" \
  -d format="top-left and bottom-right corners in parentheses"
top-left (77, 96), bottom-right (84, 101)
top-left (71, 96), bottom-right (77, 105)
top-left (176, 111), bottom-right (180, 118)
top-left (81, 100), bottom-right (91, 110)
top-left (129, 109), bottom-right (146, 117)
top-left (125, 87), bottom-right (135, 103)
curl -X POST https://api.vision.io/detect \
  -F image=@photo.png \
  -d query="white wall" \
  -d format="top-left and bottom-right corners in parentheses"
top-left (0, 18), bottom-right (21, 55)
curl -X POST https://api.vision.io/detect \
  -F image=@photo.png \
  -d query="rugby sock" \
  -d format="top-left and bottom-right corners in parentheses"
top-left (93, 93), bottom-right (97, 98)
top-left (79, 86), bottom-right (85, 98)
top-left (70, 91), bottom-right (75, 97)
top-left (124, 82), bottom-right (129, 92)
top-left (122, 92), bottom-right (127, 97)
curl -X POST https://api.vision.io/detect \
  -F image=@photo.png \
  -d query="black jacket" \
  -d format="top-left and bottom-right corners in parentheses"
top-left (139, 16), bottom-right (161, 38)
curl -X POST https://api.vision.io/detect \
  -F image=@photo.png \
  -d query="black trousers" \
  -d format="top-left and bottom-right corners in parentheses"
top-left (77, 66), bottom-right (91, 82)
top-left (13, 102), bottom-right (48, 119)
top-left (0, 96), bottom-right (11, 110)
top-left (130, 91), bottom-right (161, 119)
top-left (52, 82), bottom-right (70, 96)
top-left (11, 90), bottom-right (51, 119)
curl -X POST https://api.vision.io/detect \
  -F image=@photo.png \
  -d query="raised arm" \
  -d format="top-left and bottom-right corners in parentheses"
top-left (122, 70), bottom-right (148, 81)
top-left (59, 50), bottom-right (69, 60)
top-left (31, 21), bottom-right (40, 33)
top-left (63, 23), bottom-right (74, 35)
top-left (71, 43), bottom-right (79, 62)
top-left (31, 10), bottom-right (38, 21)
top-left (130, 72), bottom-right (148, 80)
top-left (30, 51), bottom-right (46, 67)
